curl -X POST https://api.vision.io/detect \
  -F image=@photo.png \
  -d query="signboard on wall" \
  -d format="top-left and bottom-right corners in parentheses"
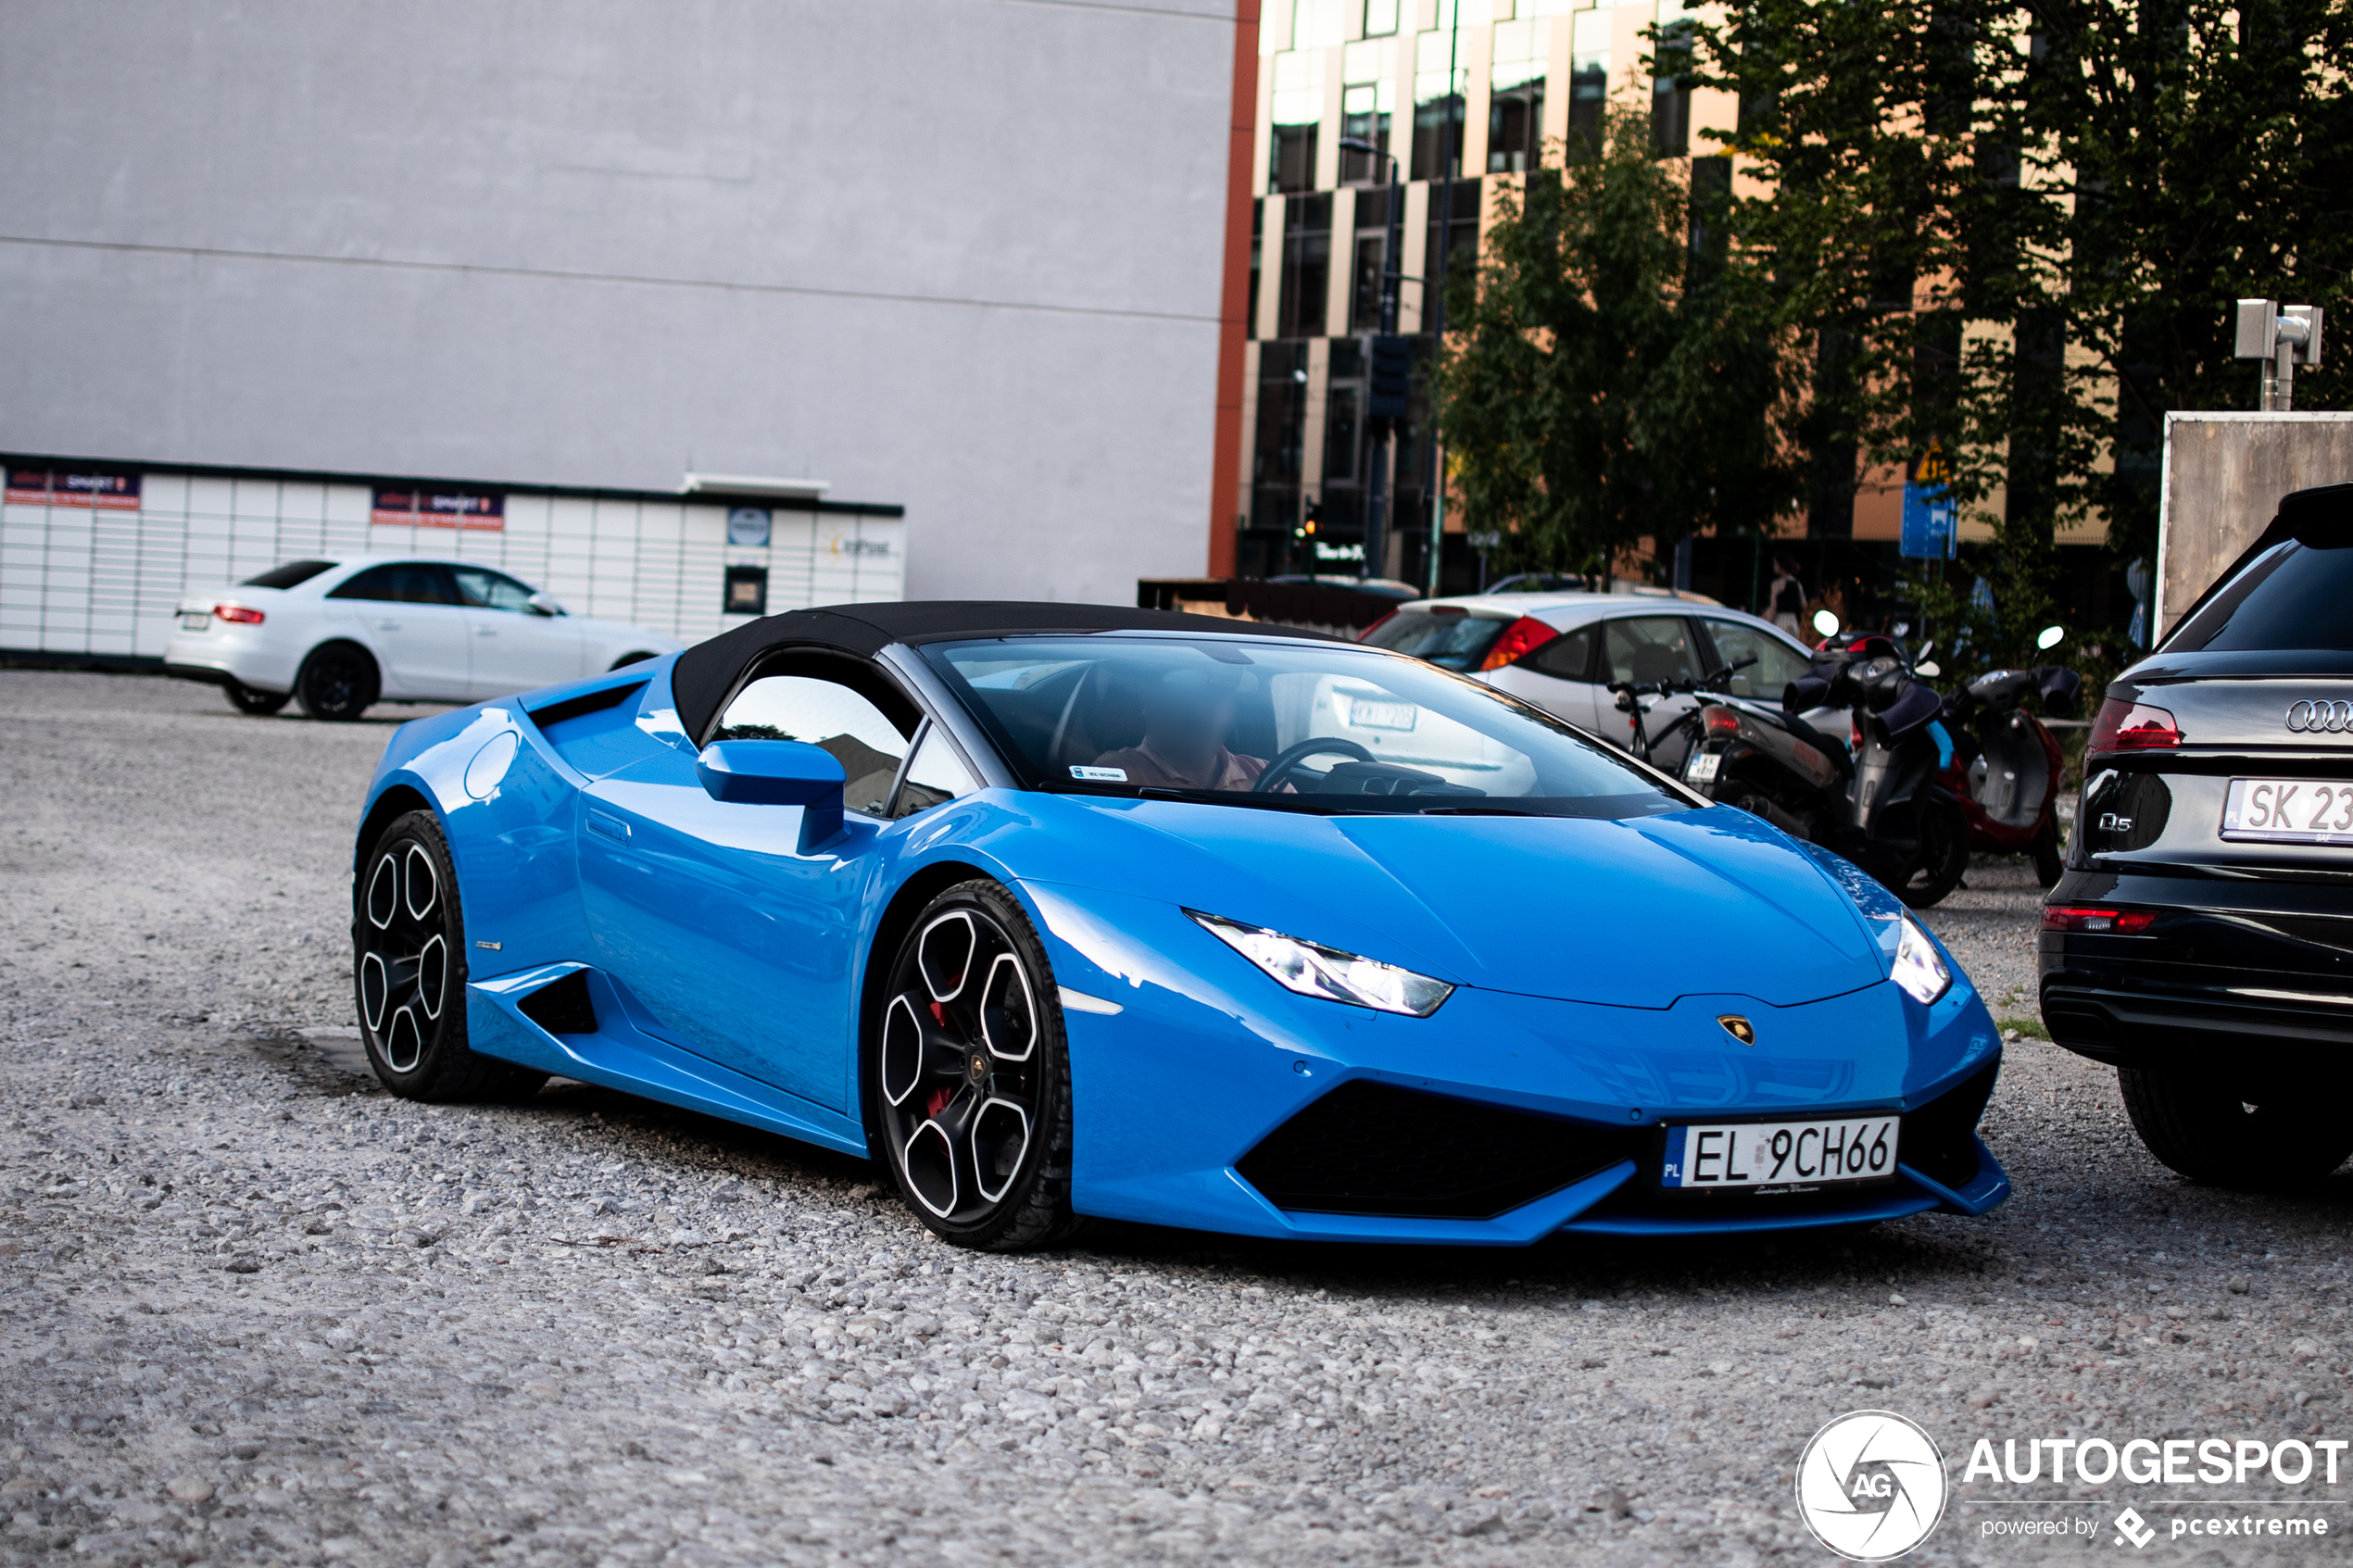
top-left (371, 485), bottom-right (505, 530)
top-left (5, 469), bottom-right (141, 508)
top-left (1899, 441), bottom-right (1957, 560)
top-left (727, 507), bottom-right (773, 546)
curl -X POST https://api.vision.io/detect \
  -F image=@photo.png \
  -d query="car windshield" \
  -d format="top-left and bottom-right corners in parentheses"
top-left (239, 558), bottom-right (336, 589)
top-left (921, 634), bottom-right (1689, 818)
top-left (1358, 609), bottom-right (1511, 671)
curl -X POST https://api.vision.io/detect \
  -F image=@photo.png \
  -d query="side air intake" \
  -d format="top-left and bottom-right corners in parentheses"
top-left (517, 971), bottom-right (598, 1036)
top-left (1236, 1081), bottom-right (1642, 1220)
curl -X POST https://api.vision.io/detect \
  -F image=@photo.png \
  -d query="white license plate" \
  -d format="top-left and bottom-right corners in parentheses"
top-left (2221, 778), bottom-right (2353, 844)
top-left (179, 612), bottom-right (210, 632)
top-left (1662, 1116), bottom-right (1899, 1189)
top-left (1683, 750), bottom-right (1721, 784)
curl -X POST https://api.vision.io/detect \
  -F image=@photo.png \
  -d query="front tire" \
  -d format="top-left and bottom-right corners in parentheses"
top-left (2118, 1065), bottom-right (2353, 1189)
top-left (1895, 797), bottom-right (1970, 909)
top-left (2032, 815), bottom-right (2065, 887)
top-left (869, 880), bottom-right (1083, 1250)
top-left (224, 681), bottom-right (292, 716)
top-left (353, 810), bottom-right (547, 1103)
top-left (297, 642), bottom-right (381, 721)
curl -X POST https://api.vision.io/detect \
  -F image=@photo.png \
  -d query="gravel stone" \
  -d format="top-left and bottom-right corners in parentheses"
top-left (5, 669), bottom-right (2348, 1566)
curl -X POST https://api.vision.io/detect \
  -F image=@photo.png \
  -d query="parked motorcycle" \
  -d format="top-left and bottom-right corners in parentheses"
top-left (1651, 618), bottom-right (1970, 908)
top-left (1915, 625), bottom-right (2082, 886)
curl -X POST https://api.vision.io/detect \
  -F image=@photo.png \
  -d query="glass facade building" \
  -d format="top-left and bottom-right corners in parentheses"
top-left (1224, 0), bottom-right (1721, 588)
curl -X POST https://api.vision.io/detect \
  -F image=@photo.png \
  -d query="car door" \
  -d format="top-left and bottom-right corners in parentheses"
top-left (575, 655), bottom-right (918, 1110)
top-left (1482, 621), bottom-right (1602, 732)
top-left (453, 564), bottom-right (585, 697)
top-left (321, 561), bottom-right (472, 698)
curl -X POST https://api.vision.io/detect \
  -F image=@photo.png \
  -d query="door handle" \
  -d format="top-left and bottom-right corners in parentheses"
top-left (376, 619), bottom-right (400, 631)
top-left (477, 626), bottom-right (497, 637)
top-left (587, 810), bottom-right (631, 843)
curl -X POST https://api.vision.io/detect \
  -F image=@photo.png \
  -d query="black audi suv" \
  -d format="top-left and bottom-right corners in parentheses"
top-left (2042, 482), bottom-right (2353, 1187)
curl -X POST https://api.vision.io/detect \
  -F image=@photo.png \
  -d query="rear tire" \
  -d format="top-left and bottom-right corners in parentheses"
top-left (868, 879), bottom-right (1086, 1251)
top-left (2032, 815), bottom-right (2065, 887)
top-left (2118, 1065), bottom-right (2353, 1189)
top-left (353, 810), bottom-right (547, 1103)
top-left (224, 681), bottom-right (292, 716)
top-left (297, 642), bottom-right (381, 721)
top-left (1895, 797), bottom-right (1970, 909)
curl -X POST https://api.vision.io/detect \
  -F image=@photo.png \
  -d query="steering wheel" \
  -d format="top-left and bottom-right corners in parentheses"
top-left (1255, 736), bottom-right (1376, 794)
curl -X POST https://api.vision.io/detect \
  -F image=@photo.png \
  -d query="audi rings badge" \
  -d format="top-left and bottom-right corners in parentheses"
top-left (2285, 699), bottom-right (2353, 734)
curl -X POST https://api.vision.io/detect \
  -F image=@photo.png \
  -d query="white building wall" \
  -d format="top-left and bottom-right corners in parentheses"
top-left (0, 0), bottom-right (1238, 609)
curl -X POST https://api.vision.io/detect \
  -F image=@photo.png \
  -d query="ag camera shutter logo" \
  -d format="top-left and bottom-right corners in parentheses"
top-left (1796, 1410), bottom-right (1949, 1561)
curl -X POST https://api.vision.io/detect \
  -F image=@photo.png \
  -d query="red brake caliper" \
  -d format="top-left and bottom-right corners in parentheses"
top-left (925, 1000), bottom-right (953, 1117)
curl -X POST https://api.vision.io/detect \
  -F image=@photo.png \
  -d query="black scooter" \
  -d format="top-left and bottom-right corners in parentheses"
top-left (1659, 631), bottom-right (1971, 909)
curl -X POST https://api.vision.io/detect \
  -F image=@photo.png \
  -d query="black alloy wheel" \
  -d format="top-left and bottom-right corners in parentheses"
top-left (224, 681), bottom-right (292, 716)
top-left (297, 642), bottom-right (381, 721)
top-left (872, 880), bottom-right (1082, 1250)
top-left (2119, 1066), bottom-right (2353, 1190)
top-left (353, 810), bottom-right (547, 1103)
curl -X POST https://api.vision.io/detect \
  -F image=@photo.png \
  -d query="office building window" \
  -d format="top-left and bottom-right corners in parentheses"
top-left (1426, 179), bottom-right (1481, 287)
top-left (1654, 19), bottom-right (1694, 157)
top-left (1249, 199), bottom-right (1265, 334)
top-left (1252, 342), bottom-right (1310, 533)
top-left (1269, 50), bottom-right (1325, 194)
top-left (1340, 38), bottom-right (1396, 183)
top-left (1411, 30), bottom-right (1466, 181)
top-left (1277, 193), bottom-right (1332, 340)
top-left (1350, 188), bottom-right (1392, 334)
top-left (1325, 387), bottom-right (1361, 483)
top-left (1569, 7), bottom-right (1608, 154)
top-left (1363, 0), bottom-right (1399, 37)
top-left (1293, 0), bottom-right (1346, 48)
top-left (1488, 19), bottom-right (1551, 173)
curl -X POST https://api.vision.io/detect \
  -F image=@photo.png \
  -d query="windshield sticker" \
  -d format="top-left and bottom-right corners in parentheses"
top-left (1069, 765), bottom-right (1128, 782)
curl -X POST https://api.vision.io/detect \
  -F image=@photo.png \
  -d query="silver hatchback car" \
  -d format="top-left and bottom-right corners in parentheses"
top-left (1361, 591), bottom-right (1823, 773)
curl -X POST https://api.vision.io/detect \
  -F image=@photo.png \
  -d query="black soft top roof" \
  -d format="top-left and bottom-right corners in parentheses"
top-left (670, 599), bottom-right (1340, 743)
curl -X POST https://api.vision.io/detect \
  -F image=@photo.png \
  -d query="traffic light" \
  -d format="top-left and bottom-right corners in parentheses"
top-left (1298, 499), bottom-right (1322, 539)
top-left (1367, 334), bottom-right (1414, 420)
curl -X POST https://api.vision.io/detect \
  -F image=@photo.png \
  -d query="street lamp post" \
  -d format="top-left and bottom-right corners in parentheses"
top-left (1340, 135), bottom-right (1403, 585)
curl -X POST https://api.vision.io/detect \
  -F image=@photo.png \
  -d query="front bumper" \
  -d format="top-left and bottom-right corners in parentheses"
top-left (2040, 866), bottom-right (2353, 1080)
top-left (1030, 883), bottom-right (2009, 1244)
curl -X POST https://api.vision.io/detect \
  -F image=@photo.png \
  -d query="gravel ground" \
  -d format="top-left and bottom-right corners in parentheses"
top-left (5, 668), bottom-right (2349, 1567)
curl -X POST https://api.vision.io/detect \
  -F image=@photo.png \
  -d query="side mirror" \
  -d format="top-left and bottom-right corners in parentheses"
top-left (2036, 623), bottom-right (2066, 651)
top-left (1812, 609), bottom-right (1842, 638)
top-left (696, 740), bottom-right (846, 850)
top-left (527, 592), bottom-right (567, 618)
top-left (1914, 660), bottom-right (1943, 679)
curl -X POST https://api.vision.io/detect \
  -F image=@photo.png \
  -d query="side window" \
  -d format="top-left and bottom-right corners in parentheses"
top-left (328, 562), bottom-right (460, 605)
top-left (453, 566), bottom-right (538, 613)
top-left (1602, 617), bottom-right (1703, 684)
top-left (1703, 620), bottom-right (1811, 699)
top-left (892, 725), bottom-right (979, 818)
top-left (715, 673), bottom-right (912, 816)
top-left (1521, 624), bottom-right (1595, 680)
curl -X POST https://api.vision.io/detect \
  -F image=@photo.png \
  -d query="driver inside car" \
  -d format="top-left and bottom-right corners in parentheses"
top-left (1092, 667), bottom-right (1267, 791)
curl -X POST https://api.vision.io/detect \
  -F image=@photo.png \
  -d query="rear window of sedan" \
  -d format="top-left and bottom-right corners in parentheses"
top-left (238, 558), bottom-right (336, 589)
top-left (2168, 538), bottom-right (2353, 653)
top-left (1360, 608), bottom-right (1510, 671)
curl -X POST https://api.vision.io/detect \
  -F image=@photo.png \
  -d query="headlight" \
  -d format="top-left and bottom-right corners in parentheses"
top-left (1188, 910), bottom-right (1454, 1017)
top-left (1892, 915), bottom-right (1952, 1005)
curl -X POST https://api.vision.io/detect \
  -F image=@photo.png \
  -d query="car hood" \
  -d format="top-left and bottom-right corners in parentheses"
top-left (1020, 797), bottom-right (1887, 1010)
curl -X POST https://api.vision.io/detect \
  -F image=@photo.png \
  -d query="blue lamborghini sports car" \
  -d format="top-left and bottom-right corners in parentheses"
top-left (350, 601), bottom-right (2010, 1249)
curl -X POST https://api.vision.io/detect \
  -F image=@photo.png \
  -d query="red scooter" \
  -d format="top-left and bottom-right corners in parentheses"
top-left (1920, 630), bottom-right (2081, 886)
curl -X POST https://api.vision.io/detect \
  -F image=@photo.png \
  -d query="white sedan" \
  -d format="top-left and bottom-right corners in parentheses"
top-left (164, 557), bottom-right (686, 721)
top-left (1360, 590), bottom-right (1827, 773)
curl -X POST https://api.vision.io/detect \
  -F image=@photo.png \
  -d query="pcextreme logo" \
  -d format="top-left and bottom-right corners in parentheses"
top-left (1796, 1411), bottom-right (1949, 1562)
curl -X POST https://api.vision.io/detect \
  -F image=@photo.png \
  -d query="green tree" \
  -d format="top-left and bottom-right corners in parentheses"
top-left (1428, 105), bottom-right (1805, 580)
top-left (1691, 0), bottom-right (2353, 659)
